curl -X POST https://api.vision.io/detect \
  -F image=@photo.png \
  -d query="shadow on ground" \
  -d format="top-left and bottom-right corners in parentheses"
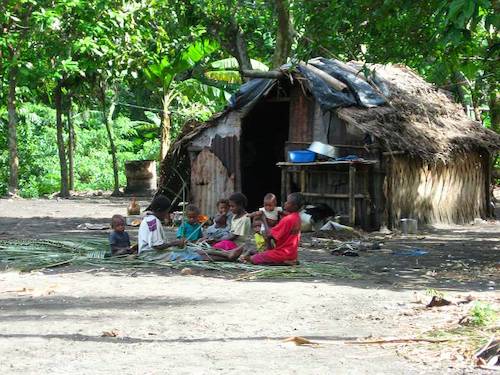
top-left (0, 333), bottom-right (357, 344)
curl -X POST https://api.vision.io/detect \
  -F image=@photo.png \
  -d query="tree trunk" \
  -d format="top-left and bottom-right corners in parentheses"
top-left (227, 14), bottom-right (252, 81)
top-left (452, 71), bottom-right (469, 114)
top-left (490, 92), bottom-right (500, 133)
top-left (7, 64), bottom-right (19, 196)
top-left (55, 83), bottom-right (69, 198)
top-left (272, 0), bottom-right (295, 68)
top-left (100, 85), bottom-right (120, 196)
top-left (67, 96), bottom-right (75, 191)
top-left (159, 91), bottom-right (171, 161)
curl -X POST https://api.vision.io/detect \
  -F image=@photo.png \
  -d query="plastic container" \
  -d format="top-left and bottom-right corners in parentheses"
top-left (400, 218), bottom-right (418, 234)
top-left (288, 150), bottom-right (316, 163)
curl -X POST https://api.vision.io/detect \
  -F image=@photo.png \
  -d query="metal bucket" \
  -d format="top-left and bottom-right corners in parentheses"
top-left (308, 141), bottom-right (339, 159)
top-left (400, 218), bottom-right (418, 234)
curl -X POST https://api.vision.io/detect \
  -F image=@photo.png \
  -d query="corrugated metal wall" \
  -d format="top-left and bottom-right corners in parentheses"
top-left (211, 135), bottom-right (239, 182)
top-left (191, 148), bottom-right (235, 217)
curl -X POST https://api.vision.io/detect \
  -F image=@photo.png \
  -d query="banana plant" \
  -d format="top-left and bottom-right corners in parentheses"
top-left (205, 57), bottom-right (269, 84)
top-left (144, 39), bottom-right (219, 160)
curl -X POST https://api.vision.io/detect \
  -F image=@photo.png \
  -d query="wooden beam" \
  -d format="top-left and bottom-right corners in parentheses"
top-left (299, 62), bottom-right (348, 92)
top-left (301, 192), bottom-right (367, 199)
top-left (300, 170), bottom-right (306, 192)
top-left (281, 168), bottom-right (287, 206)
top-left (349, 164), bottom-right (356, 226)
top-left (382, 151), bottom-right (405, 156)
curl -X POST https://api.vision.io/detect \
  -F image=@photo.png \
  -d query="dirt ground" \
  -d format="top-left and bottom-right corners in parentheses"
top-left (0, 196), bottom-right (498, 374)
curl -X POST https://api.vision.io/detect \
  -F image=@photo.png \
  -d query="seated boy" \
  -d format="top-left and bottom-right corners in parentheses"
top-left (203, 213), bottom-right (230, 243)
top-left (241, 192), bottom-right (304, 265)
top-left (109, 214), bottom-right (137, 255)
top-left (176, 204), bottom-right (203, 243)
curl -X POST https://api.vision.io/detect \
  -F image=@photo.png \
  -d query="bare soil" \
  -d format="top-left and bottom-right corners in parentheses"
top-left (0, 196), bottom-right (498, 374)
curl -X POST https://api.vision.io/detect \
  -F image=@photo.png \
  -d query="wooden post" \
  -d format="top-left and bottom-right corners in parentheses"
top-left (300, 169), bottom-right (306, 192)
top-left (485, 152), bottom-right (493, 218)
top-left (349, 164), bottom-right (356, 226)
top-left (281, 167), bottom-right (287, 206)
top-left (386, 157), bottom-right (393, 230)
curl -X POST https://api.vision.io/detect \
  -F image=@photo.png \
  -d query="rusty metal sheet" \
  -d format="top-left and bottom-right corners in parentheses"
top-left (211, 135), bottom-right (239, 178)
top-left (191, 148), bottom-right (235, 216)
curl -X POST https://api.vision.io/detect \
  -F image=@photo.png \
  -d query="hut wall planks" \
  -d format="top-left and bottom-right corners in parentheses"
top-left (289, 86), bottom-right (314, 143)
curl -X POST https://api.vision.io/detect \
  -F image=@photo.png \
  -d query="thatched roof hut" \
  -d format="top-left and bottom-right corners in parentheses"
top-left (160, 58), bottom-right (500, 229)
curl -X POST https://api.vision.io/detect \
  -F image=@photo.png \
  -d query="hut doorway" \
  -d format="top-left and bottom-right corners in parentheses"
top-left (241, 101), bottom-right (290, 211)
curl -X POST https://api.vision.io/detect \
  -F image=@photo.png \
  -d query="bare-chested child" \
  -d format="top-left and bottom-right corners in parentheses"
top-left (248, 193), bottom-right (283, 228)
top-left (109, 214), bottom-right (138, 256)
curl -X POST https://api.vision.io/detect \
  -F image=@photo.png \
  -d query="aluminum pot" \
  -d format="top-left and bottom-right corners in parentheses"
top-left (308, 141), bottom-right (339, 159)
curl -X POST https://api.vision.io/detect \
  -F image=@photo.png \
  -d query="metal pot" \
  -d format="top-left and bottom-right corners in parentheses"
top-left (308, 141), bottom-right (339, 159)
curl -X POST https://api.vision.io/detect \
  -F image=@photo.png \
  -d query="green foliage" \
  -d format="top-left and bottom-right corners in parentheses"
top-left (425, 288), bottom-right (445, 299)
top-left (0, 102), bottom-right (164, 197)
top-left (1, 0), bottom-right (498, 197)
top-left (467, 302), bottom-right (498, 327)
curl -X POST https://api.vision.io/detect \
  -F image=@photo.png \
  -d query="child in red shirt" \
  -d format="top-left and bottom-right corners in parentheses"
top-left (242, 192), bottom-right (304, 265)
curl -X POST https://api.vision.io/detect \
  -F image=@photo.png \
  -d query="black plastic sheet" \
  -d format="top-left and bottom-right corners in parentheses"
top-left (311, 58), bottom-right (387, 107)
top-left (227, 57), bottom-right (390, 111)
top-left (228, 78), bottom-right (276, 110)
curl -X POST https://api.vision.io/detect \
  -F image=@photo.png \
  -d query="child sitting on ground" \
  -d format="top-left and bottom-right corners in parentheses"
top-left (138, 195), bottom-right (182, 254)
top-left (109, 214), bottom-right (138, 256)
top-left (203, 213), bottom-right (230, 243)
top-left (241, 192), bottom-right (304, 265)
top-left (248, 193), bottom-right (283, 228)
top-left (138, 195), bottom-right (244, 262)
top-left (176, 204), bottom-right (203, 243)
top-left (216, 198), bottom-right (232, 225)
top-left (212, 192), bottom-right (252, 251)
top-left (252, 218), bottom-right (266, 252)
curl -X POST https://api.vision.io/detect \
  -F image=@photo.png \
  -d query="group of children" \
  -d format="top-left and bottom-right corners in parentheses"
top-left (109, 191), bottom-right (304, 265)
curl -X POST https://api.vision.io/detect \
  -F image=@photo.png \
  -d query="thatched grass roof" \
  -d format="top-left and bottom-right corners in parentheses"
top-left (338, 62), bottom-right (500, 162)
top-left (170, 58), bottom-right (500, 163)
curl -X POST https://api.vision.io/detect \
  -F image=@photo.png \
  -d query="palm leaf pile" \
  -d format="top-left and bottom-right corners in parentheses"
top-left (0, 238), bottom-right (360, 280)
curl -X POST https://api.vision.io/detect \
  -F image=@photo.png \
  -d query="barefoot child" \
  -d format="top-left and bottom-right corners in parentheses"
top-left (203, 213), bottom-right (230, 243)
top-left (109, 214), bottom-right (137, 255)
top-left (252, 218), bottom-right (266, 252)
top-left (216, 198), bottom-right (232, 225)
top-left (138, 195), bottom-right (243, 262)
top-left (212, 192), bottom-right (252, 251)
top-left (176, 204), bottom-right (203, 242)
top-left (242, 192), bottom-right (304, 265)
top-left (138, 195), bottom-right (180, 254)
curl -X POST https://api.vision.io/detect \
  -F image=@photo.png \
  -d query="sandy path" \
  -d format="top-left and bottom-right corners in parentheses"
top-left (0, 271), bottom-right (432, 375)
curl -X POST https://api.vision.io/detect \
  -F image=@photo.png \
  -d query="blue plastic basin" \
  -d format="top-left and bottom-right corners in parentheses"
top-left (288, 150), bottom-right (316, 163)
